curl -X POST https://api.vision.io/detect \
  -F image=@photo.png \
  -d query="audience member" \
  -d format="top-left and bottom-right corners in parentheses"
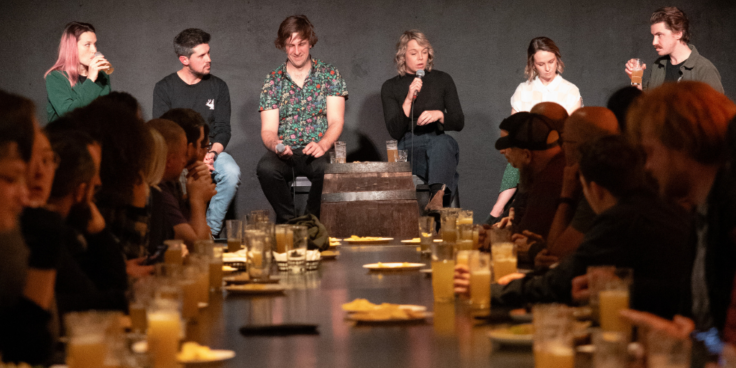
top-left (148, 118), bottom-right (213, 248)
top-left (530, 107), bottom-right (620, 267)
top-left (606, 86), bottom-right (642, 132)
top-left (457, 135), bottom-right (690, 319)
top-left (0, 91), bottom-right (56, 365)
top-left (620, 82), bottom-right (736, 357)
top-left (493, 112), bottom-right (565, 262)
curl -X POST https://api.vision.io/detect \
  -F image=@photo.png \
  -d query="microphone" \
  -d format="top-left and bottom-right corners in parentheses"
top-left (276, 143), bottom-right (285, 153)
top-left (413, 69), bottom-right (425, 97)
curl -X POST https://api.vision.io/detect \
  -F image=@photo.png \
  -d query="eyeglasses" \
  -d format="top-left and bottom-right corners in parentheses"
top-left (202, 142), bottom-right (212, 150)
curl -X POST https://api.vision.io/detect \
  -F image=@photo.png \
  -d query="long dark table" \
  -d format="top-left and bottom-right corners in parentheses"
top-left (189, 243), bottom-right (536, 368)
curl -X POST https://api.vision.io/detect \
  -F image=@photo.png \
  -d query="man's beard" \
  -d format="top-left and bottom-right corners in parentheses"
top-left (66, 201), bottom-right (92, 234)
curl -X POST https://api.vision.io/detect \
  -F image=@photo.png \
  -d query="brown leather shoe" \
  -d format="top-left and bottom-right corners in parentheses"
top-left (424, 184), bottom-right (446, 212)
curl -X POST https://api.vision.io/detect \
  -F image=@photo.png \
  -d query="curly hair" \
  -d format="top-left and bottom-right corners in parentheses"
top-left (394, 30), bottom-right (434, 76)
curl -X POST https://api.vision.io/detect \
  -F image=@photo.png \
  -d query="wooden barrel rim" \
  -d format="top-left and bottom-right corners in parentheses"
top-left (324, 162), bottom-right (412, 174)
top-left (321, 190), bottom-right (417, 202)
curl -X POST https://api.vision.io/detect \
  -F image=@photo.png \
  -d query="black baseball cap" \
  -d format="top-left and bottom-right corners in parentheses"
top-left (494, 112), bottom-right (560, 151)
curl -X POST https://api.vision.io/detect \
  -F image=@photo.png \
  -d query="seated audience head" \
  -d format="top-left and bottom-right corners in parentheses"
top-left (530, 102), bottom-right (569, 134)
top-left (160, 108), bottom-right (209, 164)
top-left (144, 128), bottom-right (168, 188)
top-left (54, 99), bottom-right (153, 206)
top-left (25, 128), bottom-right (57, 208)
top-left (46, 128), bottom-right (100, 221)
top-left (563, 107), bottom-right (620, 166)
top-left (578, 135), bottom-right (646, 214)
top-left (394, 30), bottom-right (434, 76)
top-left (526, 37), bottom-right (564, 83)
top-left (44, 21), bottom-right (97, 87)
top-left (495, 112), bottom-right (561, 173)
top-left (0, 91), bottom-right (36, 231)
top-left (96, 91), bottom-right (142, 118)
top-left (148, 119), bottom-right (188, 182)
top-left (174, 28), bottom-right (211, 77)
top-left (607, 86), bottom-right (643, 132)
top-left (627, 81), bottom-right (736, 206)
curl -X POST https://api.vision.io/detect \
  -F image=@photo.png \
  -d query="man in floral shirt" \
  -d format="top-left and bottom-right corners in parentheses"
top-left (257, 15), bottom-right (348, 223)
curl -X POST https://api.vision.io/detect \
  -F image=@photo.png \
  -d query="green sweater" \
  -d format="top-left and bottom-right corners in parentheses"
top-left (45, 70), bottom-right (111, 122)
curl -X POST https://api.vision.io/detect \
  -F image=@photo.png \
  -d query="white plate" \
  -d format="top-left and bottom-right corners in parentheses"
top-left (321, 250), bottom-right (339, 259)
top-left (509, 309), bottom-right (533, 322)
top-left (363, 262), bottom-right (425, 271)
top-left (343, 304), bottom-right (427, 313)
top-left (347, 311), bottom-right (432, 323)
top-left (419, 269), bottom-right (432, 275)
top-left (344, 237), bottom-right (393, 244)
top-left (487, 327), bottom-right (533, 346)
top-left (180, 350), bottom-right (236, 364)
top-left (401, 239), bottom-right (443, 244)
top-left (224, 284), bottom-right (285, 294)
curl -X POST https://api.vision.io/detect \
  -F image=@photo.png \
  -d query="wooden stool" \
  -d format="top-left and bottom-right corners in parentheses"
top-left (320, 162), bottom-right (420, 239)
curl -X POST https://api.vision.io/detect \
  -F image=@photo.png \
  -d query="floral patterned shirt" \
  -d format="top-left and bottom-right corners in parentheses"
top-left (259, 58), bottom-right (348, 149)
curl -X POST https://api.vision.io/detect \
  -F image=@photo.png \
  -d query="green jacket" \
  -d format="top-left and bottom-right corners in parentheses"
top-left (645, 44), bottom-right (724, 94)
top-left (45, 70), bottom-right (111, 122)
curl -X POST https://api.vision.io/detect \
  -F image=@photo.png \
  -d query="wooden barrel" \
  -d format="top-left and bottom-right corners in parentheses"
top-left (320, 162), bottom-right (420, 239)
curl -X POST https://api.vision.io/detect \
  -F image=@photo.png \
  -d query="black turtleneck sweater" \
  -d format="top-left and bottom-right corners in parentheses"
top-left (381, 69), bottom-right (464, 140)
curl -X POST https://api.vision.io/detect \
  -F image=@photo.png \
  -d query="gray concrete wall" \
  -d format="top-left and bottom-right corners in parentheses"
top-left (2, 0), bottom-right (734, 223)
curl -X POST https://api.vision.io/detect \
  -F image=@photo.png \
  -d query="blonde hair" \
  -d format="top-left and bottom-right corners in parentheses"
top-left (144, 128), bottom-right (167, 189)
top-left (394, 30), bottom-right (434, 76)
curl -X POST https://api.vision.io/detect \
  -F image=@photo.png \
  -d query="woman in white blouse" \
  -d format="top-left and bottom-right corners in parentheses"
top-left (510, 37), bottom-right (582, 114)
top-left (489, 37), bottom-right (581, 223)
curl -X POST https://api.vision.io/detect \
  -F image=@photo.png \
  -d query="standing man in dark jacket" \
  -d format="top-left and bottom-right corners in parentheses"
top-left (625, 7), bottom-right (724, 93)
top-left (153, 28), bottom-right (240, 237)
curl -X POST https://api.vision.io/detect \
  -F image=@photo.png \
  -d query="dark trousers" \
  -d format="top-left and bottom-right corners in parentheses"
top-left (399, 131), bottom-right (460, 195)
top-left (256, 149), bottom-right (328, 224)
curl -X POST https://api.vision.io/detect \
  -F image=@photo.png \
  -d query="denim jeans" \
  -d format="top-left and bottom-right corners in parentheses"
top-left (207, 152), bottom-right (241, 236)
top-left (256, 149), bottom-right (328, 224)
top-left (399, 131), bottom-right (459, 195)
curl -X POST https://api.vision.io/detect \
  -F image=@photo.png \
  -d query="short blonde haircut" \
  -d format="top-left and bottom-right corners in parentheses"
top-left (394, 30), bottom-right (434, 76)
top-left (627, 81), bottom-right (736, 165)
top-left (144, 128), bottom-right (167, 189)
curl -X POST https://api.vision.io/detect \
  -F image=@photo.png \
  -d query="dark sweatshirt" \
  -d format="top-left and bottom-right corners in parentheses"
top-left (381, 69), bottom-right (464, 140)
top-left (153, 72), bottom-right (232, 148)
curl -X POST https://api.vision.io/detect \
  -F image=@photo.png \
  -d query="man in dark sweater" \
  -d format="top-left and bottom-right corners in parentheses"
top-left (456, 135), bottom-right (690, 319)
top-left (153, 28), bottom-right (240, 237)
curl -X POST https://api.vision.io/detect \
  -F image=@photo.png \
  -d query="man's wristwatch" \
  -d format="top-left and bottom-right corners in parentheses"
top-left (208, 150), bottom-right (219, 160)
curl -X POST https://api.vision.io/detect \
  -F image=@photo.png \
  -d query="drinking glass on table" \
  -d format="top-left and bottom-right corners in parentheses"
top-left (418, 216), bottom-right (434, 256)
top-left (129, 276), bottom-right (155, 334)
top-left (647, 329), bottom-right (691, 368)
top-left (457, 223), bottom-right (474, 251)
top-left (209, 245), bottom-right (223, 291)
top-left (457, 209), bottom-right (473, 225)
top-left (188, 254), bottom-right (210, 307)
top-left (289, 225), bottom-right (308, 274)
top-left (163, 239), bottom-right (183, 265)
top-left (533, 304), bottom-right (575, 368)
top-left (593, 329), bottom-right (628, 368)
top-left (178, 265), bottom-right (200, 321)
top-left (246, 230), bottom-right (271, 281)
top-left (440, 211), bottom-right (458, 244)
top-left (65, 311), bottom-right (110, 368)
top-left (491, 241), bottom-right (517, 282)
top-left (630, 58), bottom-right (644, 86)
top-left (386, 139), bottom-right (398, 162)
top-left (329, 150), bottom-right (336, 164)
top-left (468, 251), bottom-right (491, 309)
top-left (226, 219), bottom-right (243, 253)
top-left (275, 224), bottom-right (294, 254)
top-left (431, 242), bottom-right (456, 303)
top-left (397, 149), bottom-right (408, 162)
top-left (587, 265), bottom-right (616, 323)
top-left (334, 141), bottom-right (347, 163)
top-left (598, 268), bottom-right (633, 337)
top-left (147, 298), bottom-right (182, 368)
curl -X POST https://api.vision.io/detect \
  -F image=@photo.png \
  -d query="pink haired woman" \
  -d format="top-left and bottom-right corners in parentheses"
top-left (44, 21), bottom-right (111, 122)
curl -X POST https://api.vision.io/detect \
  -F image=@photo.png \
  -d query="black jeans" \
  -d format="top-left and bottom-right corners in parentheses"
top-left (399, 130), bottom-right (460, 195)
top-left (256, 148), bottom-right (328, 223)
